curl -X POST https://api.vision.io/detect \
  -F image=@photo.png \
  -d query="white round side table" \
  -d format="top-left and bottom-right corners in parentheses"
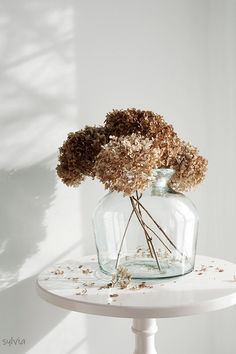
top-left (36, 255), bottom-right (236, 354)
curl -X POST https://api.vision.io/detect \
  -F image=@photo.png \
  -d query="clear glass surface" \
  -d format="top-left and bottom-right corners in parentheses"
top-left (93, 169), bottom-right (199, 279)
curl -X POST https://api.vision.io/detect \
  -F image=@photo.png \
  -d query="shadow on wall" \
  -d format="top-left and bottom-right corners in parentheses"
top-left (0, 165), bottom-right (55, 288)
top-left (0, 164), bottom-right (70, 353)
top-left (0, 0), bottom-right (80, 352)
top-left (0, 0), bottom-right (77, 283)
top-left (0, 274), bottom-right (69, 354)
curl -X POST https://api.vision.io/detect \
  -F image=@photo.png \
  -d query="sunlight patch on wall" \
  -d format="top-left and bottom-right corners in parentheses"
top-left (0, 3), bottom-right (78, 171)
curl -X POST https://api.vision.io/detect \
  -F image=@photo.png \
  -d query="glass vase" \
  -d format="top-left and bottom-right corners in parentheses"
top-left (93, 168), bottom-right (199, 279)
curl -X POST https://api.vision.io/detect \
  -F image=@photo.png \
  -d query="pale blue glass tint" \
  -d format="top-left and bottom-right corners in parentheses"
top-left (93, 169), bottom-right (199, 279)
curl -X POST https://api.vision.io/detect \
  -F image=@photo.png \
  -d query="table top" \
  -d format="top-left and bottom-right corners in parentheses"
top-left (36, 255), bottom-right (236, 319)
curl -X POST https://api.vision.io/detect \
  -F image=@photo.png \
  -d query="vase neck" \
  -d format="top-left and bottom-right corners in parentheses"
top-left (151, 168), bottom-right (175, 194)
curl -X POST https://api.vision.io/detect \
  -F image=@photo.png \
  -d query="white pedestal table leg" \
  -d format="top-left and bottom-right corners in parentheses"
top-left (132, 318), bottom-right (158, 354)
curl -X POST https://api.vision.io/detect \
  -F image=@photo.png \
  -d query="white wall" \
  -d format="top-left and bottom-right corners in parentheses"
top-left (0, 0), bottom-right (235, 353)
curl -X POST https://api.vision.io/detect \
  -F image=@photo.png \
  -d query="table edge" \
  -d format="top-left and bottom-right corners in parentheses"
top-left (36, 278), bottom-right (236, 319)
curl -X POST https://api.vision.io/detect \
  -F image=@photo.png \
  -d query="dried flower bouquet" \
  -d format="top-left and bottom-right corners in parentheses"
top-left (57, 108), bottom-right (208, 273)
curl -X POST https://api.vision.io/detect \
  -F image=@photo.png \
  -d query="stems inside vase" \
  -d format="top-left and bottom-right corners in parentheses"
top-left (115, 191), bottom-right (184, 272)
top-left (130, 196), bottom-right (161, 271)
top-left (132, 195), bottom-right (184, 258)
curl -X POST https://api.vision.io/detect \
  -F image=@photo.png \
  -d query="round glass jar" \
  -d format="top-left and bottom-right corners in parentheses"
top-left (93, 168), bottom-right (199, 279)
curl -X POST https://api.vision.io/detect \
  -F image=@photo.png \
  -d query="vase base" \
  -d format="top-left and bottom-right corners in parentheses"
top-left (99, 257), bottom-right (194, 279)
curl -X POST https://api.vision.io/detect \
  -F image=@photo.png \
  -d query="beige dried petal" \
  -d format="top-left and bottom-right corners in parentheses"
top-left (95, 134), bottom-right (160, 195)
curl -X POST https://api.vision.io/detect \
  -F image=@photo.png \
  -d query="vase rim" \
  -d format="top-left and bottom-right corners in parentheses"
top-left (151, 168), bottom-right (176, 192)
top-left (153, 167), bottom-right (176, 175)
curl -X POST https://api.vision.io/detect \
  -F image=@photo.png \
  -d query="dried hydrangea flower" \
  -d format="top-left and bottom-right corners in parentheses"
top-left (95, 134), bottom-right (160, 196)
top-left (104, 108), bottom-right (207, 192)
top-left (104, 107), bottom-right (184, 174)
top-left (169, 141), bottom-right (208, 192)
top-left (104, 108), bottom-right (175, 140)
top-left (56, 108), bottom-right (208, 193)
top-left (56, 126), bottom-right (108, 187)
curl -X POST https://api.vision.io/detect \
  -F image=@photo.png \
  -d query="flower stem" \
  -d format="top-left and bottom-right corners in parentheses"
top-left (130, 196), bottom-right (161, 271)
top-left (135, 192), bottom-right (172, 254)
top-left (135, 193), bottom-right (155, 259)
top-left (115, 208), bottom-right (135, 269)
top-left (132, 195), bottom-right (184, 257)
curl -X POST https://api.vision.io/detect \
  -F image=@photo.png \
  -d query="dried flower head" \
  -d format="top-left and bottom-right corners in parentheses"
top-left (105, 108), bottom-right (175, 139)
top-left (56, 126), bottom-right (108, 187)
top-left (169, 141), bottom-right (208, 192)
top-left (95, 134), bottom-right (160, 195)
top-left (104, 108), bottom-right (184, 172)
top-left (56, 108), bottom-right (208, 193)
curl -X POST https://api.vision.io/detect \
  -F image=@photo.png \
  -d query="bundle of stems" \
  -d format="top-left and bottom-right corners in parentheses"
top-left (115, 191), bottom-right (184, 271)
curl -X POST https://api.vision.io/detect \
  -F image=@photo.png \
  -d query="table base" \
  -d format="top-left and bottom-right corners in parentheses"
top-left (132, 319), bottom-right (158, 354)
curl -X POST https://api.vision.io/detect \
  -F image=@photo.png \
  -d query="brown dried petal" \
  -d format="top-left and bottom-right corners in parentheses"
top-left (104, 108), bottom-right (175, 139)
top-left (56, 126), bottom-right (108, 187)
